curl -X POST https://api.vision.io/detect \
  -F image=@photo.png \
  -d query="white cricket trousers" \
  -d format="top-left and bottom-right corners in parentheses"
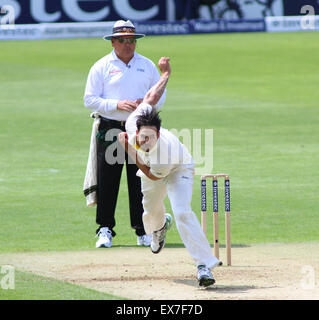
top-left (140, 167), bottom-right (219, 269)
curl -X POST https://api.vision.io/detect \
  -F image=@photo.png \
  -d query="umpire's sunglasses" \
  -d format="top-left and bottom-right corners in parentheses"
top-left (116, 38), bottom-right (136, 44)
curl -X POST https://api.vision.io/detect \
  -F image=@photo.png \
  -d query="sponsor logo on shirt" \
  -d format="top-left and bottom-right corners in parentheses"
top-left (109, 69), bottom-right (122, 75)
top-left (137, 68), bottom-right (145, 72)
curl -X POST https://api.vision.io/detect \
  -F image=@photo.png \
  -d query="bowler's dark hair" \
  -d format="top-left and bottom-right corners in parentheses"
top-left (136, 108), bottom-right (161, 132)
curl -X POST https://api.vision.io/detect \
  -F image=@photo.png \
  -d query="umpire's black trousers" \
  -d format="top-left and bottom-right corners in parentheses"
top-left (96, 117), bottom-right (145, 237)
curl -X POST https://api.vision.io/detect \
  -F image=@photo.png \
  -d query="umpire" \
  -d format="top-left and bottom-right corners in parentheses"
top-left (84, 20), bottom-right (166, 248)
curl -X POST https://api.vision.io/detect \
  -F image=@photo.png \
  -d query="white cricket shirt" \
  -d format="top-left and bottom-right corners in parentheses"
top-left (84, 50), bottom-right (166, 121)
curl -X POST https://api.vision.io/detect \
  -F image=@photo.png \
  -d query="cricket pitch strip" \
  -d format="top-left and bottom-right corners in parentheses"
top-left (1, 243), bottom-right (319, 300)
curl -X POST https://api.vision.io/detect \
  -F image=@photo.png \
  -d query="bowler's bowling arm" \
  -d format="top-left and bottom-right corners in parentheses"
top-left (143, 57), bottom-right (171, 107)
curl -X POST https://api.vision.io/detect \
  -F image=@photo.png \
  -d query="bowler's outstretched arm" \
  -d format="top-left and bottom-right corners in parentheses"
top-left (125, 57), bottom-right (171, 137)
top-left (143, 57), bottom-right (171, 107)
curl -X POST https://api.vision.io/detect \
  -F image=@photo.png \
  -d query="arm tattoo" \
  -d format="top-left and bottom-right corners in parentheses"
top-left (143, 73), bottom-right (169, 106)
top-left (155, 75), bottom-right (169, 98)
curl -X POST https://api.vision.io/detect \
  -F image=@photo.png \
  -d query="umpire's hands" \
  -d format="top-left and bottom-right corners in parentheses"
top-left (117, 98), bottom-right (143, 112)
top-left (117, 100), bottom-right (138, 112)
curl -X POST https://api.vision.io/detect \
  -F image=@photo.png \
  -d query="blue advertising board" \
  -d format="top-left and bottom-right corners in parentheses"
top-left (283, 0), bottom-right (319, 16)
top-left (134, 19), bottom-right (265, 35)
top-left (0, 0), bottom-right (167, 24)
top-left (0, 0), bottom-right (318, 24)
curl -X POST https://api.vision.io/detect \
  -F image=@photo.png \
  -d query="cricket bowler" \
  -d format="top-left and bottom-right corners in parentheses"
top-left (118, 57), bottom-right (220, 287)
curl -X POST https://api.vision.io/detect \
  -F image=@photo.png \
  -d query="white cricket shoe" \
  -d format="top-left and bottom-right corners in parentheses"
top-left (95, 227), bottom-right (112, 248)
top-left (197, 265), bottom-right (215, 287)
top-left (151, 213), bottom-right (172, 254)
top-left (137, 234), bottom-right (152, 246)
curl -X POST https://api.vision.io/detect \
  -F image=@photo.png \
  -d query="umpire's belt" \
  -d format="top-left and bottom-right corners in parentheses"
top-left (100, 117), bottom-right (125, 128)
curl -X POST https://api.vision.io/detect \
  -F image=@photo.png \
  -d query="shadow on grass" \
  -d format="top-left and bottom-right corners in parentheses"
top-left (163, 244), bottom-right (251, 249)
top-left (209, 244), bottom-right (251, 248)
top-left (111, 244), bottom-right (185, 249)
top-left (112, 243), bottom-right (250, 249)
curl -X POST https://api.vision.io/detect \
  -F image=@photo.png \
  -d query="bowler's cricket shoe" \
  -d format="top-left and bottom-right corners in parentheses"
top-left (151, 213), bottom-right (172, 254)
top-left (95, 227), bottom-right (112, 248)
top-left (137, 234), bottom-right (152, 246)
top-left (197, 265), bottom-right (215, 287)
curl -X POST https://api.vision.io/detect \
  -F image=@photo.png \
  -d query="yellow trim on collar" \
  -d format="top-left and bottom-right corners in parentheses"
top-left (134, 143), bottom-right (148, 154)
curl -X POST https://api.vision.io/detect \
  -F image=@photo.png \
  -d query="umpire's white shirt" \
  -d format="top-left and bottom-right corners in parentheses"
top-left (84, 50), bottom-right (165, 121)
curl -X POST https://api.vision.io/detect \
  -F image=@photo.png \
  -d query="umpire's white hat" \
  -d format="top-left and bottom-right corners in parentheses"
top-left (103, 20), bottom-right (145, 40)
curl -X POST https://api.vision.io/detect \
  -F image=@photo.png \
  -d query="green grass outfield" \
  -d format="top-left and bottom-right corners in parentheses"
top-left (0, 270), bottom-right (123, 300)
top-left (0, 32), bottom-right (319, 299)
